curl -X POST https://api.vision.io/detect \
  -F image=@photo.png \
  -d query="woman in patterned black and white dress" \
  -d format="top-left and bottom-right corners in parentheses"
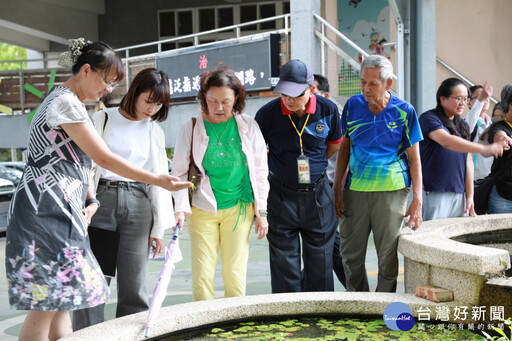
top-left (4, 39), bottom-right (191, 341)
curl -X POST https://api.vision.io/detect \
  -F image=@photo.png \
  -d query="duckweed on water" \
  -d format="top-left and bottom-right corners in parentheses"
top-left (169, 317), bottom-right (485, 340)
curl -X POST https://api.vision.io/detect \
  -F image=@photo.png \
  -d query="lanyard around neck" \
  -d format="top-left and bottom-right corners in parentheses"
top-left (505, 118), bottom-right (512, 129)
top-left (288, 113), bottom-right (310, 155)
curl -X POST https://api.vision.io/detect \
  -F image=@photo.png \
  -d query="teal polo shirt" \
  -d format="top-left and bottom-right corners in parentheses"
top-left (342, 93), bottom-right (423, 191)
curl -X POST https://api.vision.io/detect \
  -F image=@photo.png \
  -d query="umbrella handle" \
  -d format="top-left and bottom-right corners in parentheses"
top-left (172, 224), bottom-right (180, 240)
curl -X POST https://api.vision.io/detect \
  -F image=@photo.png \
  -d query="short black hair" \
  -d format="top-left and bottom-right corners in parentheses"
top-left (120, 68), bottom-right (170, 122)
top-left (468, 85), bottom-right (483, 99)
top-left (313, 74), bottom-right (329, 93)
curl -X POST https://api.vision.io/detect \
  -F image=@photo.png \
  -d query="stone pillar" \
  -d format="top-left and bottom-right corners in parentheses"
top-left (394, 0), bottom-right (436, 112)
top-left (410, 0), bottom-right (436, 114)
top-left (290, 0), bottom-right (321, 73)
top-left (322, 0), bottom-right (339, 98)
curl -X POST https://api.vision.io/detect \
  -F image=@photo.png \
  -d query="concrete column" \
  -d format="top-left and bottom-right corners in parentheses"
top-left (410, 0), bottom-right (436, 115)
top-left (322, 0), bottom-right (339, 98)
top-left (290, 0), bottom-right (321, 73)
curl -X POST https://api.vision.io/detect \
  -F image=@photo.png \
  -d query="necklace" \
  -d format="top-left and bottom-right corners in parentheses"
top-left (209, 119), bottom-right (230, 147)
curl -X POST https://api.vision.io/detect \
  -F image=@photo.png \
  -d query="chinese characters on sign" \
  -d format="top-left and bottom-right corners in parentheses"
top-left (156, 34), bottom-right (280, 99)
top-left (416, 305), bottom-right (506, 332)
top-left (199, 55), bottom-right (208, 69)
top-left (168, 69), bottom-right (258, 96)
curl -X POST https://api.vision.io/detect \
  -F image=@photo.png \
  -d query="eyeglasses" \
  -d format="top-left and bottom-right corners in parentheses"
top-left (93, 69), bottom-right (118, 91)
top-left (449, 96), bottom-right (469, 104)
top-left (469, 96), bottom-right (478, 102)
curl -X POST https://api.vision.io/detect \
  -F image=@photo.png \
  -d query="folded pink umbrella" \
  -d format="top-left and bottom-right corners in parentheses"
top-left (145, 226), bottom-right (183, 338)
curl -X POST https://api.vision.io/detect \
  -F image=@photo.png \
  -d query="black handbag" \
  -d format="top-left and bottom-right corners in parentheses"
top-left (473, 177), bottom-right (495, 215)
top-left (187, 118), bottom-right (202, 204)
top-left (474, 154), bottom-right (512, 214)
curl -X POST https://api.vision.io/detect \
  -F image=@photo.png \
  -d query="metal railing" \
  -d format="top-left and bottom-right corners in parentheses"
top-left (0, 14), bottom-right (291, 113)
top-left (1, 11), bottom-right (498, 113)
top-left (115, 14), bottom-right (290, 90)
top-left (117, 14), bottom-right (290, 54)
top-left (313, 11), bottom-right (400, 103)
top-left (0, 57), bottom-right (59, 69)
top-left (313, 12), bottom-right (369, 73)
top-left (436, 57), bottom-right (498, 104)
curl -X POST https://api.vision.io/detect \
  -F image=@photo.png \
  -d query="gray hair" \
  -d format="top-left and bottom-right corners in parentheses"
top-left (501, 82), bottom-right (512, 113)
top-left (360, 55), bottom-right (393, 82)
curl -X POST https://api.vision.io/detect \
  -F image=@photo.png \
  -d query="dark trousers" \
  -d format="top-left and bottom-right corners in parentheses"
top-left (301, 229), bottom-right (347, 289)
top-left (332, 231), bottom-right (347, 287)
top-left (267, 174), bottom-right (337, 293)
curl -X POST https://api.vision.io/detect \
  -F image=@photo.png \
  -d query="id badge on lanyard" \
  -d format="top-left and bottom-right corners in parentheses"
top-left (288, 113), bottom-right (312, 184)
top-left (297, 154), bottom-right (311, 184)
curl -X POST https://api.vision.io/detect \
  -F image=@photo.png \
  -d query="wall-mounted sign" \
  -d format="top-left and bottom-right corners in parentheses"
top-left (156, 34), bottom-right (281, 99)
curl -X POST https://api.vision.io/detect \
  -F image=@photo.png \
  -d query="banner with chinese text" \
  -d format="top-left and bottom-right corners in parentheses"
top-left (156, 34), bottom-right (280, 99)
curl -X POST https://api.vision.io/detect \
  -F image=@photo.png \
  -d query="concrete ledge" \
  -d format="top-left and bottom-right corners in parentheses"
top-left (62, 215), bottom-right (512, 340)
top-left (399, 214), bottom-right (511, 276)
top-left (399, 214), bottom-right (512, 305)
top-left (62, 292), bottom-right (463, 341)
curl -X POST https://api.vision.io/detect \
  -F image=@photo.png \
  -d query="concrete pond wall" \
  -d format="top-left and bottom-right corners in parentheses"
top-left (399, 214), bottom-right (511, 305)
top-left (62, 214), bottom-right (512, 340)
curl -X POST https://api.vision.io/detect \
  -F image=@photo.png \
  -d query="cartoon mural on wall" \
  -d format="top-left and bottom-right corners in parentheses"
top-left (337, 0), bottom-right (391, 61)
top-left (368, 31), bottom-right (390, 59)
top-left (335, 0), bottom-right (390, 97)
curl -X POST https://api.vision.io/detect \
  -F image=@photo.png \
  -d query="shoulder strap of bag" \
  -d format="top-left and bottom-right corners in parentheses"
top-left (190, 117), bottom-right (197, 166)
top-left (102, 110), bottom-right (109, 133)
top-left (470, 121), bottom-right (479, 142)
top-left (93, 108), bottom-right (109, 133)
top-left (93, 109), bottom-right (110, 191)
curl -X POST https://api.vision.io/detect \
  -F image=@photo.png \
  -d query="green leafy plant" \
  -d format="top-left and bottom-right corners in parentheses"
top-left (0, 43), bottom-right (27, 70)
top-left (196, 316), bottom-right (486, 340)
top-left (482, 317), bottom-right (511, 340)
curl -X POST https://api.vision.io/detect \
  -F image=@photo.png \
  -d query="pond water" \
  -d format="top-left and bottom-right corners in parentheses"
top-left (156, 316), bottom-right (485, 340)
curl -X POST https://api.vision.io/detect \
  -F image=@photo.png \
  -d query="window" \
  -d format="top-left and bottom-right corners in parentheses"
top-left (283, 1), bottom-right (290, 14)
top-left (161, 42), bottom-right (176, 51)
top-left (240, 5), bottom-right (257, 31)
top-left (159, 10), bottom-right (193, 37)
top-left (158, 2), bottom-right (288, 50)
top-left (177, 11), bottom-right (193, 35)
top-left (260, 4), bottom-right (276, 29)
top-left (218, 7), bottom-right (234, 28)
top-left (199, 8), bottom-right (215, 31)
top-left (178, 41), bottom-right (193, 48)
top-left (159, 11), bottom-right (175, 37)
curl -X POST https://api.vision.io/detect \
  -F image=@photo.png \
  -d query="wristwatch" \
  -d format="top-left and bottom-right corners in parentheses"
top-left (85, 198), bottom-right (101, 207)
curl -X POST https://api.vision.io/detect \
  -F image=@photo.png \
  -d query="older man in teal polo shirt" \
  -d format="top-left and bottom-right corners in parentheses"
top-left (333, 55), bottom-right (423, 293)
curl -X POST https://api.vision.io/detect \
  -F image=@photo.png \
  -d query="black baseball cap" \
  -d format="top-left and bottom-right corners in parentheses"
top-left (274, 59), bottom-right (314, 97)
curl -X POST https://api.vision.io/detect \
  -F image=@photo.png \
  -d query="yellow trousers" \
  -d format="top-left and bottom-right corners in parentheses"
top-left (188, 202), bottom-right (254, 301)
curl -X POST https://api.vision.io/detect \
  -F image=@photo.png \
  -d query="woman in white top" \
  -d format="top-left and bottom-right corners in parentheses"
top-left (73, 68), bottom-right (176, 330)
